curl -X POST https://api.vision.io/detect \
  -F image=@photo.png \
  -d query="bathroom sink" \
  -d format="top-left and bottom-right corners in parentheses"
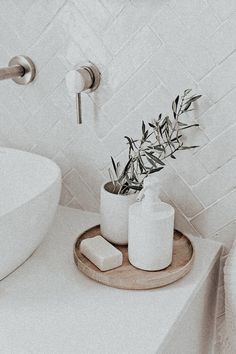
top-left (0, 148), bottom-right (61, 280)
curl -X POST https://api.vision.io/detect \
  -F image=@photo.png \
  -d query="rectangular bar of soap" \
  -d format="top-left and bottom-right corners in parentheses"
top-left (80, 235), bottom-right (123, 271)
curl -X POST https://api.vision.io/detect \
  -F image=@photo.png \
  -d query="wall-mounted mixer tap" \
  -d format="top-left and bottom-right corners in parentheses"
top-left (65, 63), bottom-right (101, 124)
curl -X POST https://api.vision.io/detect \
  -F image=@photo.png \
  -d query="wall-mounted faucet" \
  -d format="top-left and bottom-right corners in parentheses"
top-left (65, 63), bottom-right (101, 124)
top-left (0, 55), bottom-right (36, 85)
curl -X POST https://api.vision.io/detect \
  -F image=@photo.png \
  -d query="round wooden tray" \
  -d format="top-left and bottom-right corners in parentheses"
top-left (73, 226), bottom-right (194, 290)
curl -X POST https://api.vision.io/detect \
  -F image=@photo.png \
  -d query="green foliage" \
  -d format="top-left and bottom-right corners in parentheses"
top-left (108, 89), bottom-right (201, 194)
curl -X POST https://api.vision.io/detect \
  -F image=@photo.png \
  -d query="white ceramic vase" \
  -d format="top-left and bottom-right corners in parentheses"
top-left (100, 182), bottom-right (136, 245)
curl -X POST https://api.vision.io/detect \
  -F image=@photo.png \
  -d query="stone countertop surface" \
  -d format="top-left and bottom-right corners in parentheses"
top-left (0, 206), bottom-right (223, 354)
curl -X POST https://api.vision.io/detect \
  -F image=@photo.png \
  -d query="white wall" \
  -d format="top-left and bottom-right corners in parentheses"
top-left (0, 0), bottom-right (236, 249)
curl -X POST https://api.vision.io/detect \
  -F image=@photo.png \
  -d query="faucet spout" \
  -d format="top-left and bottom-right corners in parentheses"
top-left (0, 65), bottom-right (24, 81)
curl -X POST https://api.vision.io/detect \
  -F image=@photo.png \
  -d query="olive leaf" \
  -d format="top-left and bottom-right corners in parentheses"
top-left (111, 156), bottom-right (118, 177)
top-left (184, 89), bottom-right (192, 95)
top-left (172, 95), bottom-right (179, 119)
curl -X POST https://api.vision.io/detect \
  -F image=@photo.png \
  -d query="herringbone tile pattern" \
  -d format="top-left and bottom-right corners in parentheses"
top-left (0, 0), bottom-right (235, 254)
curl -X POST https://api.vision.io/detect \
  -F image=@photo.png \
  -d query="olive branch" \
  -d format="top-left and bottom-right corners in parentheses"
top-left (108, 89), bottom-right (201, 194)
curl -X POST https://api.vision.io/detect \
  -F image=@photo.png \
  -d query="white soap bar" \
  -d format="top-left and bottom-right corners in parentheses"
top-left (80, 236), bottom-right (123, 271)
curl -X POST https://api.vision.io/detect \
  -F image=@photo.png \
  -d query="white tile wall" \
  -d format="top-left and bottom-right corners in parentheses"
top-left (0, 0), bottom-right (235, 250)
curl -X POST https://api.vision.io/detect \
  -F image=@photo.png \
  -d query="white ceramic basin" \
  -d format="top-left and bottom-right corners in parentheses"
top-left (0, 148), bottom-right (61, 280)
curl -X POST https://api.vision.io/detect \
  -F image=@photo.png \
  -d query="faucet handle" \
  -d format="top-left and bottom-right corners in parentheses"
top-left (65, 63), bottom-right (101, 125)
top-left (76, 93), bottom-right (82, 124)
top-left (66, 70), bottom-right (85, 93)
top-left (65, 68), bottom-right (92, 94)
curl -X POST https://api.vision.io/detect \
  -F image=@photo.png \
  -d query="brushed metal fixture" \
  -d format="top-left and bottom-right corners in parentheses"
top-left (0, 55), bottom-right (36, 85)
top-left (65, 63), bottom-right (101, 124)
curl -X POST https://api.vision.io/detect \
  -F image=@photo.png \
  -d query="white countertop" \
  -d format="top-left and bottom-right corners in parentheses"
top-left (0, 206), bottom-right (223, 354)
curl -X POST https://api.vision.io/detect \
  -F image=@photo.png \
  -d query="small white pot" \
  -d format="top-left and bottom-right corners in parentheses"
top-left (100, 182), bottom-right (136, 245)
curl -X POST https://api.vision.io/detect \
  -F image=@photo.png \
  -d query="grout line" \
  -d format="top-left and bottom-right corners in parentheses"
top-left (70, 0), bottom-right (114, 58)
top-left (189, 188), bottom-right (236, 223)
top-left (100, 82), bottom-right (162, 143)
top-left (198, 50), bottom-right (236, 85)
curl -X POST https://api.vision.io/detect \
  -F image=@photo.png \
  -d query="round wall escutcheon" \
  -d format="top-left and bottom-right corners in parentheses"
top-left (8, 55), bottom-right (36, 85)
top-left (80, 63), bottom-right (101, 92)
